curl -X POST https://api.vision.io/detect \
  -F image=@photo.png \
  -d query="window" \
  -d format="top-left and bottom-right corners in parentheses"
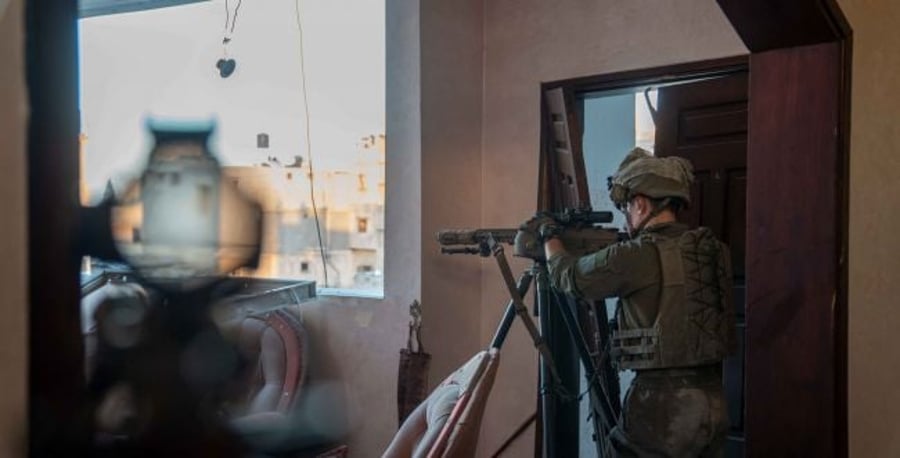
top-left (78, 0), bottom-right (386, 296)
top-left (257, 133), bottom-right (269, 149)
top-left (581, 89), bottom-right (657, 229)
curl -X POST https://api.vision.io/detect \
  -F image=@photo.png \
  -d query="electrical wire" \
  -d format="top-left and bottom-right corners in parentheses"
top-left (294, 0), bottom-right (330, 287)
top-left (223, 0), bottom-right (242, 38)
top-left (223, 0), bottom-right (229, 32)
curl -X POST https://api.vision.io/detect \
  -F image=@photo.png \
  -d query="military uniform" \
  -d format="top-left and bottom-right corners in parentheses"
top-left (548, 222), bottom-right (734, 457)
top-left (541, 148), bottom-right (736, 457)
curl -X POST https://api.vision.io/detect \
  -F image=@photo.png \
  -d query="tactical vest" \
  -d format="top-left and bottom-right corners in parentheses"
top-left (611, 227), bottom-right (736, 370)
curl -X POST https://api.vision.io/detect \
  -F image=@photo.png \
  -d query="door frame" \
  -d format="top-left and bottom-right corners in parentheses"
top-left (538, 2), bottom-right (851, 456)
top-left (538, 56), bottom-right (750, 458)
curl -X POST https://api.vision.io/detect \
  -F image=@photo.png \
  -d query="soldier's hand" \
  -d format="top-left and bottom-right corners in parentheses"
top-left (513, 227), bottom-right (544, 260)
top-left (514, 213), bottom-right (561, 260)
top-left (518, 212), bottom-right (561, 241)
top-left (533, 213), bottom-right (563, 242)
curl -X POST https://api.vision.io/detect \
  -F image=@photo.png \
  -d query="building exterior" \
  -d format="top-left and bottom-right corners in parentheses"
top-left (227, 134), bottom-right (385, 292)
top-left (99, 129), bottom-right (384, 289)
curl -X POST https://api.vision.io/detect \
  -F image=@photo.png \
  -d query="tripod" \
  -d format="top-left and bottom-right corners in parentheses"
top-left (474, 237), bottom-right (621, 458)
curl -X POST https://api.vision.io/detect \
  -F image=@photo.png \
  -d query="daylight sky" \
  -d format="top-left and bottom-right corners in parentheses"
top-left (78, 0), bottom-right (385, 202)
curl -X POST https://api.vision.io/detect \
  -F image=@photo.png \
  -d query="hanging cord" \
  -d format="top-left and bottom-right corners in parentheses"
top-left (223, 0), bottom-right (243, 46)
top-left (295, 0), bottom-right (330, 287)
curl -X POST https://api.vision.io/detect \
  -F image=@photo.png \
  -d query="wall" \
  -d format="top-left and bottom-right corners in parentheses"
top-left (0, 0), bottom-right (27, 455)
top-left (418, 0), bottom-right (485, 392)
top-left (478, 1), bottom-right (745, 455)
top-left (837, 1), bottom-right (900, 457)
top-left (276, 1), bottom-right (427, 454)
top-left (293, 1), bottom-right (485, 453)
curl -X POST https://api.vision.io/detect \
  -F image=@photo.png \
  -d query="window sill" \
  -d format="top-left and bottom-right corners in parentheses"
top-left (316, 287), bottom-right (384, 300)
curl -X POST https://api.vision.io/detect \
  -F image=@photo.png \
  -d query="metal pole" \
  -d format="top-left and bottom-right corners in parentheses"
top-left (535, 263), bottom-right (580, 458)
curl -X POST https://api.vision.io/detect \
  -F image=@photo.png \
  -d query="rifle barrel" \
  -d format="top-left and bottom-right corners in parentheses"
top-left (436, 228), bottom-right (517, 246)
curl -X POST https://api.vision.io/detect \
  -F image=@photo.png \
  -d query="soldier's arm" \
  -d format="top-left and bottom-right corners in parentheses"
top-left (543, 237), bottom-right (566, 260)
top-left (544, 240), bottom-right (653, 300)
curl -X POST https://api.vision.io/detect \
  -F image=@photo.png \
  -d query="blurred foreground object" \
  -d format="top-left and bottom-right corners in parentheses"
top-left (111, 120), bottom-right (261, 292)
top-left (77, 120), bottom-right (266, 456)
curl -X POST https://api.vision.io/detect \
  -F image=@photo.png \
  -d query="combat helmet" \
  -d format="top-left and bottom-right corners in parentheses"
top-left (607, 147), bottom-right (694, 210)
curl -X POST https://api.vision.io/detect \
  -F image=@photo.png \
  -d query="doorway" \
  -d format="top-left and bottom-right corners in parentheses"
top-left (550, 60), bottom-right (749, 457)
top-left (539, 26), bottom-right (850, 455)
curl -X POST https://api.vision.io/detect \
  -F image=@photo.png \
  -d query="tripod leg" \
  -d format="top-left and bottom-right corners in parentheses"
top-left (490, 272), bottom-right (534, 349)
top-left (535, 263), bottom-right (620, 457)
top-left (488, 240), bottom-right (566, 390)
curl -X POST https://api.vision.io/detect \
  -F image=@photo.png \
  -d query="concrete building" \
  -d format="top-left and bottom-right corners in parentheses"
top-left (226, 134), bottom-right (385, 292)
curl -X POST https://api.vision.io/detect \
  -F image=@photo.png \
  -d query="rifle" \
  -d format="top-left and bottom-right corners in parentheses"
top-left (436, 209), bottom-right (621, 259)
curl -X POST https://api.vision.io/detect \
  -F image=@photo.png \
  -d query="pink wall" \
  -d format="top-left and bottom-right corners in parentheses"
top-left (296, 1), bottom-right (486, 453)
top-left (282, 1), bottom-right (430, 454)
top-left (419, 0), bottom-right (485, 395)
top-left (838, 1), bottom-right (900, 456)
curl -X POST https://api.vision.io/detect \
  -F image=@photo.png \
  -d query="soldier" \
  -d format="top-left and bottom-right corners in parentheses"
top-left (530, 147), bottom-right (737, 457)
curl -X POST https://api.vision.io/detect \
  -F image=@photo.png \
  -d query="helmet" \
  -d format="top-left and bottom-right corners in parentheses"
top-left (607, 147), bottom-right (694, 209)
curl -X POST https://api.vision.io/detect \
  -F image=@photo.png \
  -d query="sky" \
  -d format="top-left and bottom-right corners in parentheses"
top-left (635, 89), bottom-right (657, 152)
top-left (78, 0), bottom-right (385, 203)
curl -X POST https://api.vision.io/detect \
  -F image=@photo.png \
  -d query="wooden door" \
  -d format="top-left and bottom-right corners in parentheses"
top-left (654, 72), bottom-right (748, 457)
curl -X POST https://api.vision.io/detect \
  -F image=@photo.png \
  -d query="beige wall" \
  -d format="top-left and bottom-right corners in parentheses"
top-left (838, 1), bottom-right (900, 457)
top-left (419, 0), bottom-right (485, 391)
top-left (281, 1), bottom-right (427, 454)
top-left (298, 1), bottom-right (483, 452)
top-left (0, 0), bottom-right (27, 455)
top-left (476, 1), bottom-right (745, 454)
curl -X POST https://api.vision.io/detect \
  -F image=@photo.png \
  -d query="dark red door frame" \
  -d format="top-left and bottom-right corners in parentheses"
top-left (717, 1), bottom-right (851, 456)
top-left (25, 2), bottom-right (91, 456)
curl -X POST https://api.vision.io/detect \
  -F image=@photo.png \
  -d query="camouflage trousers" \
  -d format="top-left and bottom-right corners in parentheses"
top-left (609, 366), bottom-right (728, 458)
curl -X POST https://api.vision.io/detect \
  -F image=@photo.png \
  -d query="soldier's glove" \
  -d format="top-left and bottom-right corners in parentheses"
top-left (534, 213), bottom-right (563, 242)
top-left (518, 213), bottom-right (562, 241)
top-left (513, 213), bottom-right (562, 261)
